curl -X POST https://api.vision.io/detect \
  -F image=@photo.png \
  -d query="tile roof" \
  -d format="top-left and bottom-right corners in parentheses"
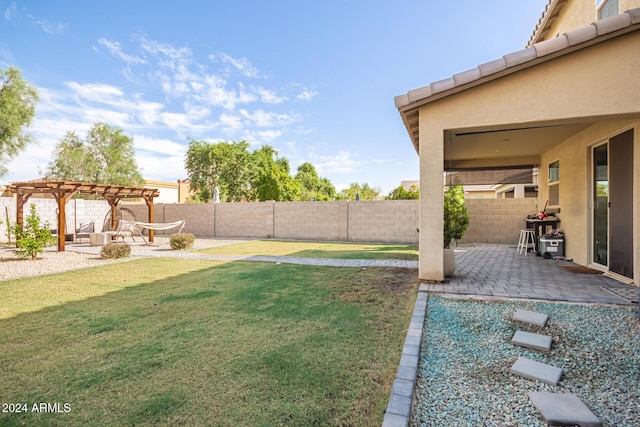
top-left (528, 0), bottom-right (564, 47)
top-left (395, 8), bottom-right (640, 111)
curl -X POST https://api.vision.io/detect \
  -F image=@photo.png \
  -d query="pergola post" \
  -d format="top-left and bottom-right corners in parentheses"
top-left (104, 196), bottom-right (120, 242)
top-left (57, 193), bottom-right (66, 251)
top-left (15, 191), bottom-right (31, 227)
top-left (144, 196), bottom-right (155, 243)
top-left (53, 190), bottom-right (78, 252)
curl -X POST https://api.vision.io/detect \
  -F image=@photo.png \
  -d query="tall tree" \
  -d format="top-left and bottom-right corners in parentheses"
top-left (85, 123), bottom-right (143, 185)
top-left (46, 123), bottom-right (144, 186)
top-left (185, 139), bottom-right (253, 202)
top-left (338, 182), bottom-right (382, 201)
top-left (251, 145), bottom-right (300, 201)
top-left (294, 162), bottom-right (336, 201)
top-left (47, 131), bottom-right (90, 182)
top-left (0, 66), bottom-right (39, 177)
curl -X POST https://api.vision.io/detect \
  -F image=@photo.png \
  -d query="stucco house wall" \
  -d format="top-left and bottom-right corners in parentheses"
top-left (538, 120), bottom-right (640, 267)
top-left (532, 0), bottom-right (640, 45)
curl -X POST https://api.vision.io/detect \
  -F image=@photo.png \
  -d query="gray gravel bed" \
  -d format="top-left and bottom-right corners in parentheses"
top-left (411, 296), bottom-right (640, 426)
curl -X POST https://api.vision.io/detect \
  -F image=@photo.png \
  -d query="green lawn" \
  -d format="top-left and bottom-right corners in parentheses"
top-left (198, 240), bottom-right (419, 261)
top-left (0, 257), bottom-right (417, 426)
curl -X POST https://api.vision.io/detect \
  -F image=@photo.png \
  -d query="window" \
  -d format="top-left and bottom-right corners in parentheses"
top-left (598, 0), bottom-right (619, 19)
top-left (549, 161), bottom-right (560, 207)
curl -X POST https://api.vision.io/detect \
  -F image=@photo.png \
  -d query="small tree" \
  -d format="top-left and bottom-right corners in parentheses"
top-left (337, 182), bottom-right (382, 201)
top-left (12, 204), bottom-right (56, 260)
top-left (443, 184), bottom-right (469, 249)
top-left (387, 184), bottom-right (419, 200)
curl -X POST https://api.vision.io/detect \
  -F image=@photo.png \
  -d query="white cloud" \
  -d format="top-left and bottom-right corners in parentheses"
top-left (66, 82), bottom-right (124, 104)
top-left (3, 32), bottom-right (322, 184)
top-left (134, 97), bottom-right (164, 126)
top-left (314, 151), bottom-right (360, 174)
top-left (4, 2), bottom-right (16, 20)
top-left (239, 109), bottom-right (299, 128)
top-left (135, 153), bottom-right (186, 182)
top-left (83, 109), bottom-right (131, 128)
top-left (297, 89), bottom-right (318, 101)
top-left (133, 135), bottom-right (185, 157)
top-left (0, 47), bottom-right (14, 68)
top-left (219, 113), bottom-right (242, 131)
top-left (27, 15), bottom-right (67, 34)
top-left (98, 38), bottom-right (147, 65)
top-left (249, 129), bottom-right (283, 143)
top-left (214, 52), bottom-right (261, 78)
top-left (138, 37), bottom-right (193, 67)
top-left (252, 86), bottom-right (287, 104)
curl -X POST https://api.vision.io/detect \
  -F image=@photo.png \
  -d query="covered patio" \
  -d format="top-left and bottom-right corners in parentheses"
top-left (426, 244), bottom-right (639, 305)
top-left (395, 9), bottom-right (640, 283)
top-left (6, 180), bottom-right (159, 251)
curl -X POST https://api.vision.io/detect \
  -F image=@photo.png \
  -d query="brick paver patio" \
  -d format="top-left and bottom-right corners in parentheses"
top-left (424, 244), bottom-right (638, 305)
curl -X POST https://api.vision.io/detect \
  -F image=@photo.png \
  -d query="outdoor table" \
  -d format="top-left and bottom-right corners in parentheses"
top-left (89, 232), bottom-right (110, 246)
top-left (525, 218), bottom-right (560, 252)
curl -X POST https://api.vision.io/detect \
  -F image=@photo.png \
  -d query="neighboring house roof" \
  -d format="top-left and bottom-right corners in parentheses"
top-left (395, 8), bottom-right (640, 152)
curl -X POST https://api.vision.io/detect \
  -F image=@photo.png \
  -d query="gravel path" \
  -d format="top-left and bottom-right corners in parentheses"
top-left (0, 237), bottom-right (251, 282)
top-left (411, 296), bottom-right (640, 426)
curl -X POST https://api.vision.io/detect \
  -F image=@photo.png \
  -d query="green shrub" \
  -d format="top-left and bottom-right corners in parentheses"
top-left (100, 242), bottom-right (131, 259)
top-left (12, 204), bottom-right (56, 260)
top-left (170, 233), bottom-right (195, 250)
top-left (443, 184), bottom-right (469, 249)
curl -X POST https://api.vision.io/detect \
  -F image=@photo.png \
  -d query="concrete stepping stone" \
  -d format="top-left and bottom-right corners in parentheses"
top-left (512, 330), bottom-right (552, 352)
top-left (528, 392), bottom-right (602, 427)
top-left (513, 309), bottom-right (549, 327)
top-left (510, 357), bottom-right (563, 385)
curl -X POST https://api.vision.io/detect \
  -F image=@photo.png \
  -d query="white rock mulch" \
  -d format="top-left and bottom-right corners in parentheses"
top-left (0, 237), bottom-right (252, 282)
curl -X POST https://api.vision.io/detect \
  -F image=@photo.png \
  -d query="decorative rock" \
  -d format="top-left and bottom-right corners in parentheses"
top-left (513, 308), bottom-right (549, 327)
top-left (512, 330), bottom-right (552, 351)
top-left (510, 357), bottom-right (563, 385)
top-left (528, 392), bottom-right (602, 427)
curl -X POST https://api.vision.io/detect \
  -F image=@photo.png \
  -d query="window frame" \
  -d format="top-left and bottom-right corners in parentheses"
top-left (548, 160), bottom-right (560, 207)
top-left (597, 0), bottom-right (619, 19)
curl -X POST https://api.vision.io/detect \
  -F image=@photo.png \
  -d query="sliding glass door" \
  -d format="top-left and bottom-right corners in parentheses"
top-left (592, 143), bottom-right (608, 267)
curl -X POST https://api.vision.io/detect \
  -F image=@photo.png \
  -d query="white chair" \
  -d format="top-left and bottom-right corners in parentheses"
top-left (517, 230), bottom-right (536, 255)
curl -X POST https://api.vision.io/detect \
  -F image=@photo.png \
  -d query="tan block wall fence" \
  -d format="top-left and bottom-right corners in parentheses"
top-left (458, 198), bottom-right (537, 245)
top-left (0, 197), bottom-right (536, 245)
top-left (124, 198), bottom-right (536, 244)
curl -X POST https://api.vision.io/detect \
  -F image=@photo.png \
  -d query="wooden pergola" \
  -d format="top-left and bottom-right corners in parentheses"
top-left (6, 180), bottom-right (159, 251)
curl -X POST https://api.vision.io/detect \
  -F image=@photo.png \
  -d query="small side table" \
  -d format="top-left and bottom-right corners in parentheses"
top-left (90, 232), bottom-right (109, 246)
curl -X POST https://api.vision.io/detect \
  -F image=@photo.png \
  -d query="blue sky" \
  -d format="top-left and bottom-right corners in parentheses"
top-left (0, 0), bottom-right (548, 194)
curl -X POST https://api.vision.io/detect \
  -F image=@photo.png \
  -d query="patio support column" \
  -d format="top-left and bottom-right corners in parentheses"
top-left (418, 119), bottom-right (445, 281)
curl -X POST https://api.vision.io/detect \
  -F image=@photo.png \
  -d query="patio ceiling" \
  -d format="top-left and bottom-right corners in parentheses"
top-left (446, 123), bottom-right (592, 170)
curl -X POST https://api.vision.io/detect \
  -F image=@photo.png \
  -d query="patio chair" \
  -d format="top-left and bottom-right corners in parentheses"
top-left (100, 208), bottom-right (147, 244)
top-left (75, 221), bottom-right (94, 243)
top-left (104, 219), bottom-right (146, 243)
